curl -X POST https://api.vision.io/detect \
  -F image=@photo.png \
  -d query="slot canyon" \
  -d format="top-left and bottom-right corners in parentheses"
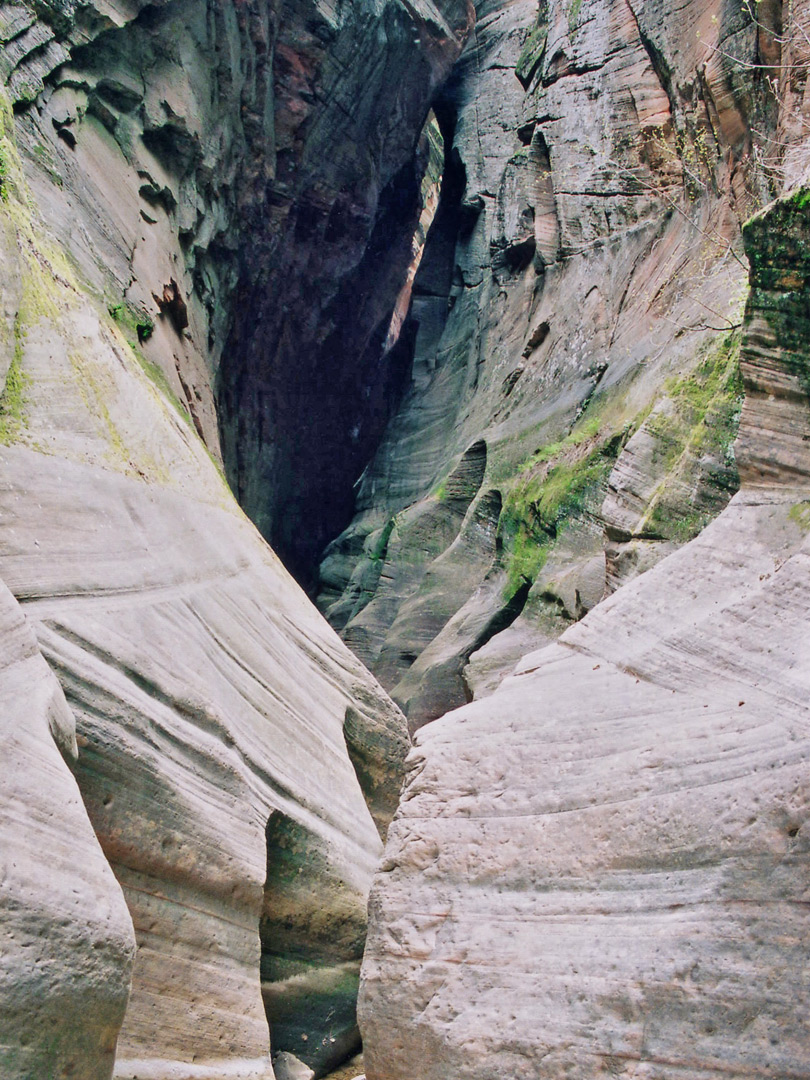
top-left (0, 0), bottom-right (809, 1078)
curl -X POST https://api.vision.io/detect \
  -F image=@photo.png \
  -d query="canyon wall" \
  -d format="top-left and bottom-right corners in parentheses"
top-left (320, 0), bottom-right (785, 727)
top-left (0, 0), bottom-right (464, 1074)
top-left (360, 181), bottom-right (810, 1080)
top-left (1, 0), bottom-right (809, 1078)
top-left (359, 4), bottom-right (810, 1072)
top-left (0, 579), bottom-right (136, 1080)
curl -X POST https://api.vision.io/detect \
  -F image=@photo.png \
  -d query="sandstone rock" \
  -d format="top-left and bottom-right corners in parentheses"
top-left (274, 1051), bottom-right (316, 1080)
top-left (358, 185), bottom-right (810, 1079)
top-left (361, 488), bottom-right (810, 1079)
top-left (603, 337), bottom-right (743, 593)
top-left (0, 578), bottom-right (136, 1079)
top-left (0, 77), bottom-right (408, 1079)
top-left (322, 1053), bottom-right (364, 1080)
top-left (362, 488), bottom-right (810, 1079)
top-left (2, 0), bottom-right (473, 600)
top-left (322, 0), bottom-right (766, 716)
top-left (0, 441), bottom-right (403, 1078)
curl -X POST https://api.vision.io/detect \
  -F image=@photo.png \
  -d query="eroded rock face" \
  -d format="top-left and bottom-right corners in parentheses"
top-left (1, 0), bottom-right (473, 593)
top-left (320, 0), bottom-right (780, 722)
top-left (0, 22), bottom-right (411, 1077)
top-left (0, 580), bottom-right (135, 1079)
top-left (215, 0), bottom-right (474, 588)
top-left (358, 187), bottom-right (810, 1079)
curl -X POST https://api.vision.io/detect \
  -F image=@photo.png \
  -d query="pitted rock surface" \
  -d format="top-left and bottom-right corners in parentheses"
top-left (358, 184), bottom-right (810, 1079)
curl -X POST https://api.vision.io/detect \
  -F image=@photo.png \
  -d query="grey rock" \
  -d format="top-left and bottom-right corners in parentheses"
top-left (321, 0), bottom-right (765, 719)
top-left (0, 578), bottom-right (136, 1079)
top-left (274, 1051), bottom-right (316, 1080)
top-left (0, 76), bottom-right (409, 1078)
top-left (357, 183), bottom-right (810, 1080)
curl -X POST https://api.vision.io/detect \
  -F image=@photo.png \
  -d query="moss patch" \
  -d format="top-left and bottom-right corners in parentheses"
top-left (516, 4), bottom-right (549, 89)
top-left (568, 0), bottom-right (583, 35)
top-left (499, 414), bottom-right (624, 599)
top-left (642, 333), bottom-right (743, 542)
top-left (0, 319), bottom-right (28, 444)
top-left (648, 336), bottom-right (742, 461)
top-left (109, 300), bottom-right (153, 344)
top-left (789, 501), bottom-right (810, 534)
top-left (368, 517), bottom-right (396, 563)
top-left (106, 303), bottom-right (195, 431)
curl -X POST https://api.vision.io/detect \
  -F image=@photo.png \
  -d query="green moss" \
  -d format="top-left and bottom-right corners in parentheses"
top-left (516, 8), bottom-right (549, 88)
top-left (641, 333), bottom-right (743, 542)
top-left (0, 144), bottom-right (8, 202)
top-left (0, 91), bottom-right (12, 200)
top-left (131, 345), bottom-right (194, 429)
top-left (645, 500), bottom-right (704, 544)
top-left (69, 348), bottom-right (130, 464)
top-left (109, 300), bottom-right (154, 344)
top-left (432, 477), bottom-right (448, 501)
top-left (369, 517), bottom-right (396, 562)
top-left (788, 187), bottom-right (810, 211)
top-left (789, 501), bottom-right (810, 534)
top-left (0, 319), bottom-right (28, 444)
top-left (568, 0), bottom-right (583, 35)
top-left (106, 302), bottom-right (195, 430)
top-left (500, 429), bottom-right (622, 599)
top-left (650, 332), bottom-right (743, 465)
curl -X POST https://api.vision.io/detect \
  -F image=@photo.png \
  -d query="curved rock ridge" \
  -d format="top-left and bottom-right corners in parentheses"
top-left (358, 184), bottom-right (810, 1078)
top-left (320, 0), bottom-right (782, 723)
top-left (0, 66), bottom-right (408, 1080)
top-left (0, 578), bottom-right (136, 1080)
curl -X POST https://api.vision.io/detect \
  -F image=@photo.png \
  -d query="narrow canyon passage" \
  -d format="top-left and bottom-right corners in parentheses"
top-left (0, 0), bottom-right (809, 1079)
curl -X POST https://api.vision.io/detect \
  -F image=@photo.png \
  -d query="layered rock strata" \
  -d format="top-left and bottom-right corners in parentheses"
top-left (0, 15), bottom-right (413, 1075)
top-left (320, 0), bottom-right (780, 724)
top-left (358, 186), bottom-right (810, 1079)
top-left (0, 580), bottom-right (136, 1080)
top-left (1, 0), bottom-right (473, 591)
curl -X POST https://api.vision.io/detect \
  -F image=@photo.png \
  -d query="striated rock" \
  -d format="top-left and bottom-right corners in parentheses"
top-left (1, 0), bottom-right (473, 594)
top-left (363, 493), bottom-right (810, 1080)
top-left (0, 64), bottom-right (409, 1080)
top-left (321, 0), bottom-right (770, 716)
top-left (603, 334), bottom-right (743, 594)
top-left (737, 189), bottom-right (810, 486)
top-left (0, 579), bottom-right (136, 1079)
top-left (215, 0), bottom-right (475, 588)
top-left (358, 187), bottom-right (810, 1079)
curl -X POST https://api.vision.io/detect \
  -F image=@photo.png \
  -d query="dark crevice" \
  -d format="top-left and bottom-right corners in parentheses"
top-left (261, 812), bottom-right (365, 1079)
top-left (217, 116), bottom-right (448, 594)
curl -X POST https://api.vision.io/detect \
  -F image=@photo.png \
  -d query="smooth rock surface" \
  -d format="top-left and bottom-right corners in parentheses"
top-left (361, 492), bottom-right (810, 1080)
top-left (0, 579), bottom-right (136, 1080)
top-left (0, 60), bottom-right (409, 1080)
